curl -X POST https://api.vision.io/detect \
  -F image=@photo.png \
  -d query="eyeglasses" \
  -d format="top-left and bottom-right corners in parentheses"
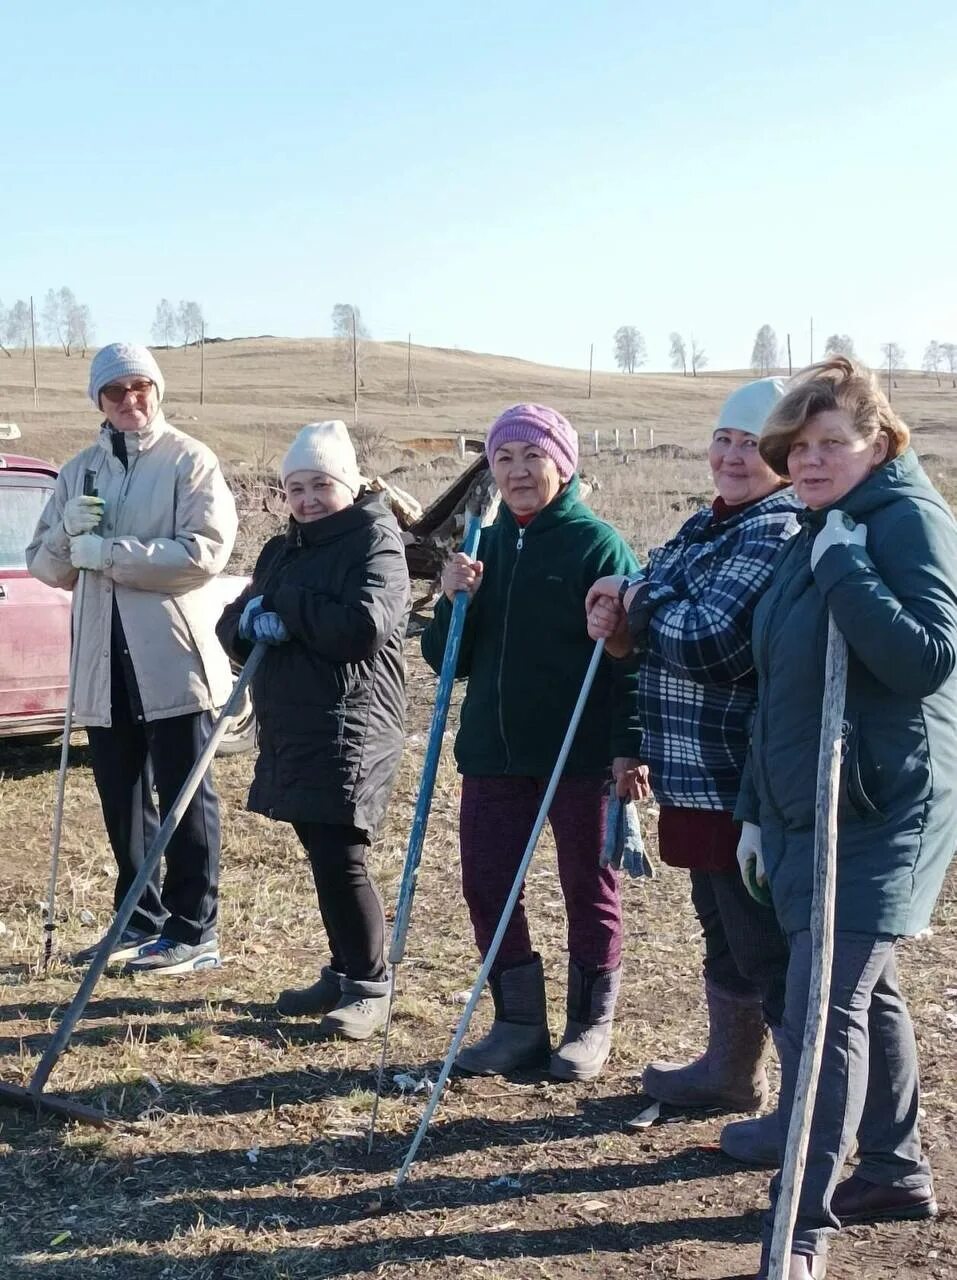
top-left (100, 379), bottom-right (154, 404)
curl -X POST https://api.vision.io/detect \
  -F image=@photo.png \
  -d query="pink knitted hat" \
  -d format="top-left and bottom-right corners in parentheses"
top-left (485, 404), bottom-right (579, 482)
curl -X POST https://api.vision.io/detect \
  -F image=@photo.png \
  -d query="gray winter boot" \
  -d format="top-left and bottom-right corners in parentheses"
top-left (550, 961), bottom-right (621, 1082)
top-left (642, 980), bottom-right (770, 1110)
top-left (454, 954), bottom-right (551, 1076)
top-left (276, 965), bottom-right (343, 1018)
top-left (318, 976), bottom-right (389, 1041)
top-left (720, 1026), bottom-right (788, 1166)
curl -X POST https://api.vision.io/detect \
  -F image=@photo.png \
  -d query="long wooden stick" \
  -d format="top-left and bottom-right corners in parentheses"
top-left (767, 615), bottom-right (848, 1278)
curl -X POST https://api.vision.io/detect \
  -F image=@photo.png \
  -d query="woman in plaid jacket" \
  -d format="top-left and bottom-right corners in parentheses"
top-left (587, 378), bottom-right (800, 1164)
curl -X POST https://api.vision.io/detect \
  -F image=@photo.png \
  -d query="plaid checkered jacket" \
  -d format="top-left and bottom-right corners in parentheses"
top-left (636, 490), bottom-right (801, 809)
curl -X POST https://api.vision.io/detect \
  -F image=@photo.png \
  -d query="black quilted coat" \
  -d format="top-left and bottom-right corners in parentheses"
top-left (217, 493), bottom-right (410, 836)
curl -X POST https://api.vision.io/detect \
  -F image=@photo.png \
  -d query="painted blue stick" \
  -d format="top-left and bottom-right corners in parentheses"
top-left (395, 638), bottom-right (606, 1185)
top-left (368, 505), bottom-right (486, 1151)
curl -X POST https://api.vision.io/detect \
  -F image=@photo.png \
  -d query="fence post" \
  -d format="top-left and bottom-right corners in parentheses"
top-left (631, 426), bottom-right (637, 448)
top-left (649, 427), bottom-right (655, 449)
top-left (593, 430), bottom-right (600, 456)
top-left (457, 434), bottom-right (466, 462)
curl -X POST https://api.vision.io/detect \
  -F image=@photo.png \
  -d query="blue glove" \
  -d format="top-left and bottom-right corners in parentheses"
top-left (601, 790), bottom-right (655, 879)
top-left (238, 595), bottom-right (265, 640)
top-left (251, 611), bottom-right (289, 645)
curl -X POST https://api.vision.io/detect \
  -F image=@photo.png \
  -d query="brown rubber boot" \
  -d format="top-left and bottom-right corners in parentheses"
top-left (642, 980), bottom-right (770, 1110)
top-left (454, 954), bottom-right (551, 1076)
top-left (721, 1025), bottom-right (788, 1165)
top-left (550, 961), bottom-right (621, 1082)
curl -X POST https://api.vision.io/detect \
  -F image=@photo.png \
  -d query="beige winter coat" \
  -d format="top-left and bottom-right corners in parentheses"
top-left (26, 412), bottom-right (238, 727)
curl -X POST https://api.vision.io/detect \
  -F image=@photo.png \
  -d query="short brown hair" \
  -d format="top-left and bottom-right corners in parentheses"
top-left (759, 357), bottom-right (910, 477)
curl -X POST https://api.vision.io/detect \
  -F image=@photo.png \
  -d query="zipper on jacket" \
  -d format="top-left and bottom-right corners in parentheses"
top-left (496, 529), bottom-right (525, 769)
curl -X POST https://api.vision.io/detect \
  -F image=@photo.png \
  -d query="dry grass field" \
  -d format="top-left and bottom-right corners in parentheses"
top-left (1, 342), bottom-right (956, 1279)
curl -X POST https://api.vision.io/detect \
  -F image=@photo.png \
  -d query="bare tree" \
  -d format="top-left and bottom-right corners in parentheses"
top-left (43, 286), bottom-right (79, 355)
top-left (331, 303), bottom-right (370, 341)
top-left (750, 325), bottom-right (779, 375)
top-left (824, 333), bottom-right (856, 359)
top-left (68, 302), bottom-right (94, 357)
top-left (922, 340), bottom-right (942, 388)
top-left (669, 332), bottom-right (687, 375)
top-left (0, 300), bottom-right (10, 357)
top-left (690, 336), bottom-right (707, 377)
top-left (4, 300), bottom-right (31, 352)
top-left (880, 342), bottom-right (906, 401)
top-left (940, 342), bottom-right (957, 388)
top-left (613, 325), bottom-right (646, 374)
top-left (151, 299), bottom-right (178, 348)
top-left (331, 303), bottom-right (370, 389)
top-left (177, 300), bottom-right (205, 347)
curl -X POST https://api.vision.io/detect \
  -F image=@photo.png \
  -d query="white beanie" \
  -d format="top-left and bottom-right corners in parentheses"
top-left (280, 420), bottom-right (362, 496)
top-left (715, 377), bottom-right (787, 437)
top-left (89, 342), bottom-right (165, 407)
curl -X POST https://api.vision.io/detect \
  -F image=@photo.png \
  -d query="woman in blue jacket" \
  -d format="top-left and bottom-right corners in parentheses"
top-left (736, 358), bottom-right (957, 1280)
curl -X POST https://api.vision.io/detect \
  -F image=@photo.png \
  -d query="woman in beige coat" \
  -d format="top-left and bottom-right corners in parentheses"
top-left (27, 343), bottom-right (238, 976)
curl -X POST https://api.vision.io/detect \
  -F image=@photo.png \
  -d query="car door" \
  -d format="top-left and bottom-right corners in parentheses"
top-left (0, 473), bottom-right (71, 729)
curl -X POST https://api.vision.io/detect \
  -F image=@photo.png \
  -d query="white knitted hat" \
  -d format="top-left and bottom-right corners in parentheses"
top-left (280, 421), bottom-right (362, 495)
top-left (715, 377), bottom-right (788, 437)
top-left (89, 343), bottom-right (165, 407)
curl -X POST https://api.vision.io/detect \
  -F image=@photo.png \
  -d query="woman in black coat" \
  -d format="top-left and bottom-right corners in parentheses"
top-left (218, 421), bottom-right (410, 1040)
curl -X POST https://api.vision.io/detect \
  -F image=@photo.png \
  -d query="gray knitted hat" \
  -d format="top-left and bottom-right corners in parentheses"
top-left (88, 343), bottom-right (165, 407)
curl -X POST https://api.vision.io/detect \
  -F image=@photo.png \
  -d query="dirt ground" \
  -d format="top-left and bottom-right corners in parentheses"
top-left (1, 354), bottom-right (956, 1279)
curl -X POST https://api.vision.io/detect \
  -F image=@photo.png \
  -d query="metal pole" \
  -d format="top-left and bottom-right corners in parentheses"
top-left (369, 503), bottom-right (490, 1150)
top-left (787, 333), bottom-right (793, 377)
top-left (587, 343), bottom-right (593, 400)
top-left (28, 645), bottom-right (267, 1098)
top-left (395, 640), bottom-right (606, 1186)
top-left (43, 469), bottom-right (99, 969)
top-left (767, 617), bottom-right (847, 1278)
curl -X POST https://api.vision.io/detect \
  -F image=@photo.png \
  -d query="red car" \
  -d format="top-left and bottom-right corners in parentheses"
top-left (0, 452), bottom-right (71, 737)
top-left (0, 451), bottom-right (254, 752)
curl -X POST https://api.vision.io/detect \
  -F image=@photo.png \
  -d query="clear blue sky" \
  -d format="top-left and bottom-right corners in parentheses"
top-left (2, 1), bottom-right (954, 372)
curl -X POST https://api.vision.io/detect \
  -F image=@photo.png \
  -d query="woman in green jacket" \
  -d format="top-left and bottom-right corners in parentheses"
top-left (422, 404), bottom-right (646, 1083)
top-left (737, 358), bottom-right (957, 1280)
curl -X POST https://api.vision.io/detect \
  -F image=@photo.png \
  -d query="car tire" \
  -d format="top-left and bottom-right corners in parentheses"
top-left (215, 664), bottom-right (257, 756)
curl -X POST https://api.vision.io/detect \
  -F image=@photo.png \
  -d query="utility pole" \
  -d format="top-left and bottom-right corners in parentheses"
top-left (352, 309), bottom-right (359, 427)
top-left (587, 343), bottom-right (594, 399)
top-left (786, 333), bottom-right (793, 377)
top-left (30, 296), bottom-right (39, 408)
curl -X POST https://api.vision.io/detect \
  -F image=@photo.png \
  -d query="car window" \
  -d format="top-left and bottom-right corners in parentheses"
top-left (0, 482), bottom-right (52, 569)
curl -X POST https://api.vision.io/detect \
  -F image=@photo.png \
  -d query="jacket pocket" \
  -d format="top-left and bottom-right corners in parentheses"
top-left (840, 716), bottom-right (884, 822)
top-left (840, 711), bottom-right (932, 823)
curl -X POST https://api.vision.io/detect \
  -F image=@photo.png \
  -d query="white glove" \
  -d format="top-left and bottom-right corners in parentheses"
top-left (811, 509), bottom-right (867, 570)
top-left (736, 821), bottom-right (771, 905)
top-left (63, 495), bottom-right (105, 536)
top-left (69, 532), bottom-right (107, 571)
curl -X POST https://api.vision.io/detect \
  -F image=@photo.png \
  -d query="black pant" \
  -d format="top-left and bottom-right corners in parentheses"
top-left (689, 868), bottom-right (789, 1027)
top-left (293, 822), bottom-right (386, 982)
top-left (87, 712), bottom-right (220, 945)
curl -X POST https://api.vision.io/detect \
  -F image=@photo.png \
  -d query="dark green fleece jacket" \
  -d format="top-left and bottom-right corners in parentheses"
top-left (421, 477), bottom-right (643, 777)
